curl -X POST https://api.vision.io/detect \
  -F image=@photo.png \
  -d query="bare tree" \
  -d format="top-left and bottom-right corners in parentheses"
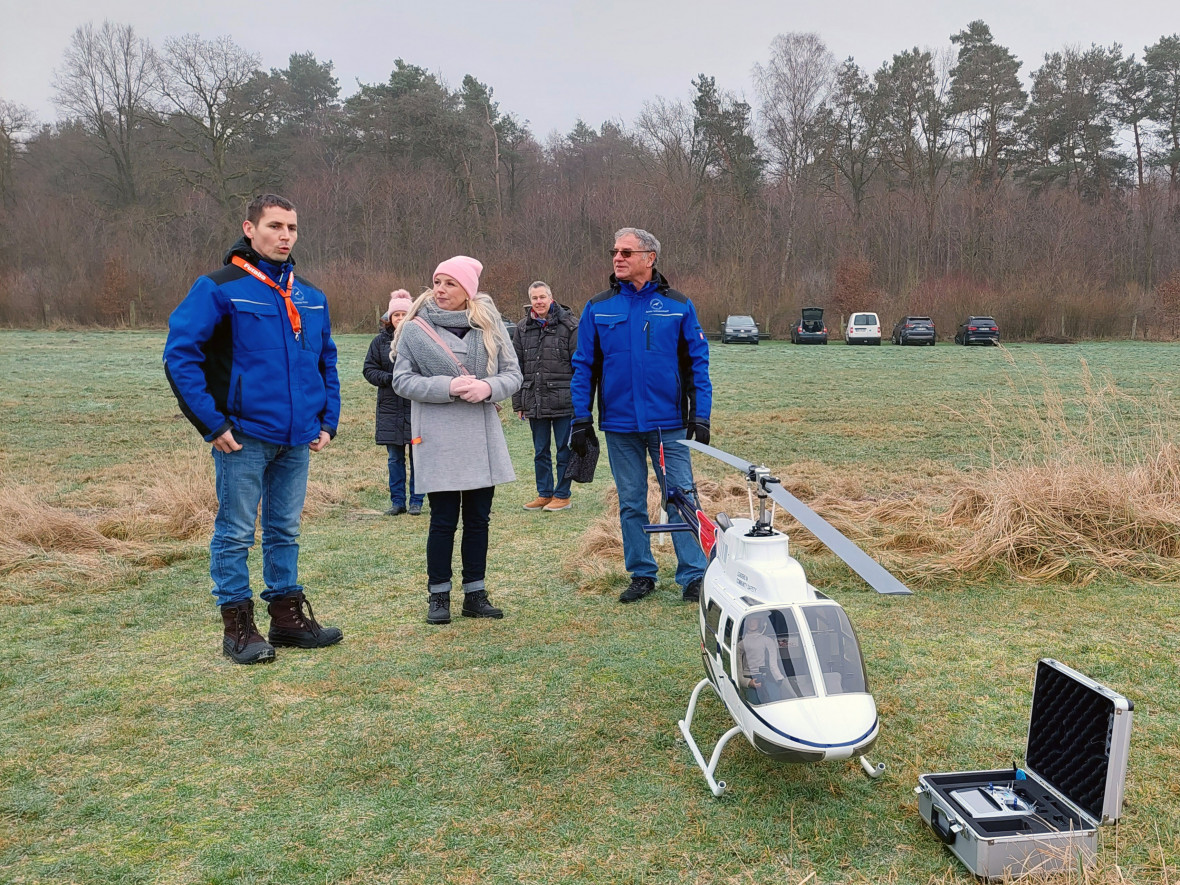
top-left (52, 21), bottom-right (157, 205)
top-left (0, 99), bottom-right (33, 203)
top-left (156, 34), bottom-right (270, 211)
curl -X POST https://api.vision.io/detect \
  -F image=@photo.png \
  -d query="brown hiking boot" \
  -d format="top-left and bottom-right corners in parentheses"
top-left (221, 600), bottom-right (276, 665)
top-left (523, 496), bottom-right (552, 511)
top-left (267, 591), bottom-right (343, 649)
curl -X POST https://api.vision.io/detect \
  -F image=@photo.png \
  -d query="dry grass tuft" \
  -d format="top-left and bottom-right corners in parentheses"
top-left (0, 449), bottom-right (345, 602)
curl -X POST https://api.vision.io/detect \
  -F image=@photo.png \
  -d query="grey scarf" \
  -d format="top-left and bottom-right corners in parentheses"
top-left (402, 301), bottom-right (490, 379)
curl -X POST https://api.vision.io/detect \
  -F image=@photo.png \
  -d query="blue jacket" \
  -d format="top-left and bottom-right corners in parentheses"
top-left (163, 238), bottom-right (341, 446)
top-left (570, 271), bottom-right (711, 433)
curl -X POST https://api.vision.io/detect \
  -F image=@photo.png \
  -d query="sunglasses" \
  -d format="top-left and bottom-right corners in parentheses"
top-left (609, 249), bottom-right (653, 258)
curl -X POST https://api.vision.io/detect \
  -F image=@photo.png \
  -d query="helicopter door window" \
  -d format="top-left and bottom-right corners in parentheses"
top-left (802, 604), bottom-right (869, 696)
top-left (737, 609), bottom-right (815, 704)
top-left (704, 601), bottom-right (722, 657)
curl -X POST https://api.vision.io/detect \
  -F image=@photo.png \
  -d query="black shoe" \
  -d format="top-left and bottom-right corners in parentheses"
top-left (461, 589), bottom-right (504, 619)
top-left (384, 505), bottom-right (407, 516)
top-left (683, 577), bottom-right (703, 602)
top-left (220, 600), bottom-right (276, 665)
top-left (619, 576), bottom-right (656, 604)
top-left (427, 592), bottom-right (451, 625)
top-left (267, 592), bottom-right (344, 648)
top-left (408, 502), bottom-right (423, 515)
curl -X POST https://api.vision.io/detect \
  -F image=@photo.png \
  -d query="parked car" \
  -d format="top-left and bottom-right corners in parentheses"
top-left (891, 315), bottom-right (936, 346)
top-left (790, 307), bottom-right (828, 344)
top-left (845, 311), bottom-right (881, 345)
top-left (503, 318), bottom-right (517, 340)
top-left (721, 314), bottom-right (760, 344)
top-left (954, 316), bottom-right (1000, 345)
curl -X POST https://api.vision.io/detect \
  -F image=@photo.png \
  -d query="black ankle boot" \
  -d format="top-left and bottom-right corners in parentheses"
top-left (427, 592), bottom-right (451, 625)
top-left (461, 588), bottom-right (504, 619)
top-left (267, 591), bottom-right (343, 649)
top-left (221, 599), bottom-right (276, 664)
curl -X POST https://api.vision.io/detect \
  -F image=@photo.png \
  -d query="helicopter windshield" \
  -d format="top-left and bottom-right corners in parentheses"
top-left (801, 604), bottom-right (869, 696)
top-left (737, 609), bottom-right (816, 705)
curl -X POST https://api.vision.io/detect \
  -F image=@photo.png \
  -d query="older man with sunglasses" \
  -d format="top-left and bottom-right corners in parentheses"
top-left (569, 227), bottom-right (712, 604)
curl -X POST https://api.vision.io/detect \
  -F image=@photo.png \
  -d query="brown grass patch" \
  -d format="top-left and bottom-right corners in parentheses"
top-left (566, 447), bottom-right (1180, 590)
top-left (0, 449), bottom-right (346, 602)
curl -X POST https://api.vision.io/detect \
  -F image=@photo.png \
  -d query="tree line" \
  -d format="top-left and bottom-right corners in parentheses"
top-left (3, 20), bottom-right (1180, 339)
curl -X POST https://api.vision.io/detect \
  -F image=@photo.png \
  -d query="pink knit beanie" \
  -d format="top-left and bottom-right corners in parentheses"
top-left (387, 289), bottom-right (413, 315)
top-left (433, 256), bottom-right (483, 302)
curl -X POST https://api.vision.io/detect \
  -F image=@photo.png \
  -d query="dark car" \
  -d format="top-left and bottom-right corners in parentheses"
top-left (721, 314), bottom-right (760, 344)
top-left (503, 318), bottom-right (517, 340)
top-left (954, 316), bottom-right (1000, 345)
top-left (891, 315), bottom-right (936, 346)
top-left (790, 307), bottom-right (828, 344)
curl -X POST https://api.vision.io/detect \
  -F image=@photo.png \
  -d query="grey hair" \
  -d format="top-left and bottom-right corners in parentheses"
top-left (527, 280), bottom-right (552, 296)
top-left (614, 227), bottom-right (660, 261)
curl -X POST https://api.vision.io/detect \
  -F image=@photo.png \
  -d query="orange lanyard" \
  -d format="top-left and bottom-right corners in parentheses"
top-left (231, 256), bottom-right (302, 337)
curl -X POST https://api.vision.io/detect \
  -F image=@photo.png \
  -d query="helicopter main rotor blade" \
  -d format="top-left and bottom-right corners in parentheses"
top-left (763, 483), bottom-right (912, 596)
top-left (679, 439), bottom-right (912, 596)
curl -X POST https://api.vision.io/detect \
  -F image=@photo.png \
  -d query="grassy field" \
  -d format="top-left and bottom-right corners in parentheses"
top-left (2, 331), bottom-right (1179, 884)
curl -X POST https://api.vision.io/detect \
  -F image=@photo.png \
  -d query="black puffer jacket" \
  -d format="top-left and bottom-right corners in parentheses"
top-left (362, 325), bottom-right (413, 445)
top-left (511, 302), bottom-right (579, 419)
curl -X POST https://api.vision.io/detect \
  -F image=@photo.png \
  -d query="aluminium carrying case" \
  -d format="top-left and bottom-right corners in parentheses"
top-left (915, 658), bottom-right (1132, 880)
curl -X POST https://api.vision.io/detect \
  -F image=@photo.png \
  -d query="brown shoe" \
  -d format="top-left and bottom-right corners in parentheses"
top-left (543, 497), bottom-right (572, 511)
top-left (221, 600), bottom-right (275, 665)
top-left (523, 496), bottom-right (552, 511)
top-left (267, 591), bottom-right (343, 649)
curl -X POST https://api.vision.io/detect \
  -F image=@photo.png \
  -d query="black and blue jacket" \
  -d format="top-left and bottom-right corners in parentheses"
top-left (570, 270), bottom-right (711, 433)
top-left (163, 238), bottom-right (341, 446)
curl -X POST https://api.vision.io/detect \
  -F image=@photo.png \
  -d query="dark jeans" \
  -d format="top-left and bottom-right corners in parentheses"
top-left (386, 443), bottom-right (424, 508)
top-left (530, 416), bottom-right (573, 499)
top-left (426, 486), bottom-right (495, 587)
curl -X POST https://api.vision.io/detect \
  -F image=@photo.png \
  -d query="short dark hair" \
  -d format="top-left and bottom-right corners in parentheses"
top-left (246, 194), bottom-right (296, 225)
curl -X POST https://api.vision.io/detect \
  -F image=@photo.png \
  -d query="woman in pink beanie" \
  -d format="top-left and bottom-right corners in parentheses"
top-left (363, 289), bottom-right (423, 515)
top-left (390, 257), bottom-right (522, 624)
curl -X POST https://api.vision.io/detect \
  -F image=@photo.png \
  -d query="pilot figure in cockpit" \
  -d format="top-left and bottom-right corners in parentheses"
top-left (739, 612), bottom-right (787, 704)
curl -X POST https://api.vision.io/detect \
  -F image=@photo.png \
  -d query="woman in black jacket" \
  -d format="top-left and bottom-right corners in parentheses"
top-left (363, 290), bottom-right (424, 515)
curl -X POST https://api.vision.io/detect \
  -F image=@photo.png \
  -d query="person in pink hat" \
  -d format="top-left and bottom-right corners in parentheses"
top-left (363, 289), bottom-right (424, 515)
top-left (391, 257), bottom-right (522, 624)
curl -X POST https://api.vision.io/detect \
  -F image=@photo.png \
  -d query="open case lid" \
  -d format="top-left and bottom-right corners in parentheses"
top-left (1025, 659), bottom-right (1133, 824)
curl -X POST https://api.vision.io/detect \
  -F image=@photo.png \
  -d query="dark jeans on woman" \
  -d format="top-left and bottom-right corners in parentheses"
top-left (386, 443), bottom-right (424, 508)
top-left (426, 486), bottom-right (495, 587)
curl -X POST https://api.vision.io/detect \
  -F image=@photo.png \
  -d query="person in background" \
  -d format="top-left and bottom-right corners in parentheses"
top-left (512, 280), bottom-right (579, 512)
top-left (363, 289), bottom-right (425, 516)
top-left (164, 193), bottom-right (343, 664)
top-left (391, 256), bottom-right (522, 625)
top-left (569, 226), bottom-right (712, 604)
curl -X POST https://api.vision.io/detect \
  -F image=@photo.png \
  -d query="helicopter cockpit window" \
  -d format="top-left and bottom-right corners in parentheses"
top-left (704, 601), bottom-right (722, 656)
top-left (802, 604), bottom-right (869, 696)
top-left (737, 609), bottom-right (816, 705)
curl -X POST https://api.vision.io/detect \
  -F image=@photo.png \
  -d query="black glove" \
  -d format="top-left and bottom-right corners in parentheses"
top-left (569, 418), bottom-right (597, 457)
top-left (685, 419), bottom-right (710, 446)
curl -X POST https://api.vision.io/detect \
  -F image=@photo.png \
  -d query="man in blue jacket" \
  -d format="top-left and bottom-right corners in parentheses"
top-left (164, 194), bottom-right (343, 664)
top-left (569, 227), bottom-right (712, 603)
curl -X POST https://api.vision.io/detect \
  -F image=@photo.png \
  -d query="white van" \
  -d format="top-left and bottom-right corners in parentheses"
top-left (846, 311), bottom-right (881, 345)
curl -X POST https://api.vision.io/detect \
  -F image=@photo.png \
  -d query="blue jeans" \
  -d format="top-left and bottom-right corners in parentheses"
top-left (531, 416), bottom-right (573, 499)
top-left (210, 435), bottom-right (309, 606)
top-left (387, 444), bottom-right (423, 507)
top-left (604, 428), bottom-right (707, 588)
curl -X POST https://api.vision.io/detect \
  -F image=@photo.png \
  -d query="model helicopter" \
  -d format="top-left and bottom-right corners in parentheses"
top-left (646, 439), bottom-right (911, 796)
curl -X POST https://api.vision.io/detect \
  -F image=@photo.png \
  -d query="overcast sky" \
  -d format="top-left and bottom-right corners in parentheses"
top-left (3, 0), bottom-right (1177, 138)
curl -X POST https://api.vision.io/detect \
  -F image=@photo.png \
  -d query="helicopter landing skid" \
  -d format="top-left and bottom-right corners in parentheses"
top-left (678, 677), bottom-right (742, 797)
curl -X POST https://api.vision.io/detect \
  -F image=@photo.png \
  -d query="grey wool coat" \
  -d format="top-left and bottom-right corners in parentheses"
top-left (391, 310), bottom-right (522, 495)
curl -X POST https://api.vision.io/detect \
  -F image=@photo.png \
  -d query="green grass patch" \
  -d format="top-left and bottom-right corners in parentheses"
top-left (2, 332), bottom-right (1179, 883)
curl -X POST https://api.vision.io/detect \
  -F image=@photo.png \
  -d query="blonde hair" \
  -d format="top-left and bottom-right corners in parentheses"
top-left (391, 289), bottom-right (508, 372)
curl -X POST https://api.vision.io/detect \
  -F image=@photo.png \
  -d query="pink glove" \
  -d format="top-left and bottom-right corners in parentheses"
top-left (459, 379), bottom-right (493, 402)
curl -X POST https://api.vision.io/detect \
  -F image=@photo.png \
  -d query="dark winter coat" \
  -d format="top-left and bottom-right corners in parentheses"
top-left (362, 324), bottom-right (413, 445)
top-left (511, 302), bottom-right (579, 419)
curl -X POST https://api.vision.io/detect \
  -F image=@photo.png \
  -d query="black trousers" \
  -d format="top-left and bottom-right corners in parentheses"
top-left (426, 486), bottom-right (495, 587)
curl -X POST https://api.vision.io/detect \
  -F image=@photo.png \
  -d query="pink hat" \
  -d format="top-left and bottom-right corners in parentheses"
top-left (433, 256), bottom-right (483, 302)
top-left (387, 289), bottom-right (413, 315)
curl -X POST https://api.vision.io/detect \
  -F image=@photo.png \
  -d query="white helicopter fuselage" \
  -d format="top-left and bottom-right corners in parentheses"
top-left (697, 517), bottom-right (880, 764)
